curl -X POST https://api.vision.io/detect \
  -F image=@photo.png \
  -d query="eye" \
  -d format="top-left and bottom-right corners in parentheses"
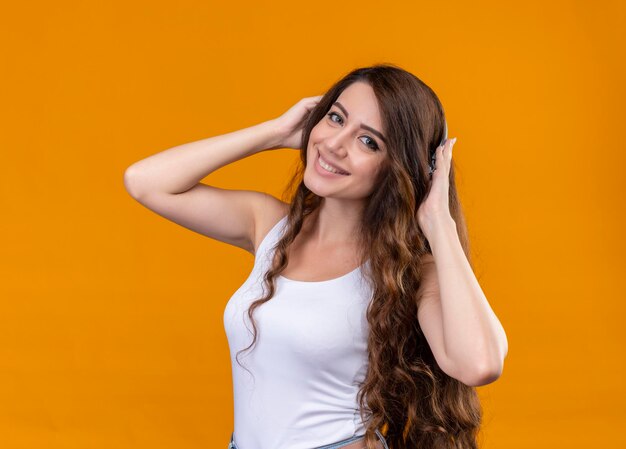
top-left (326, 111), bottom-right (380, 151)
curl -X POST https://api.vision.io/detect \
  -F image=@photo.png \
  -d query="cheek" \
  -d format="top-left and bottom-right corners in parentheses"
top-left (306, 142), bottom-right (316, 165)
top-left (355, 159), bottom-right (382, 177)
top-left (306, 129), bottom-right (320, 151)
top-left (308, 133), bottom-right (321, 149)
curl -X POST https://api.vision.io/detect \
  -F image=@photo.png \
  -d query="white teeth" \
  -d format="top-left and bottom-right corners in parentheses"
top-left (319, 155), bottom-right (348, 175)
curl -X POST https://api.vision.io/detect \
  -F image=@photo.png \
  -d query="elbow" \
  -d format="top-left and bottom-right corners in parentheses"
top-left (465, 329), bottom-right (508, 386)
top-left (124, 165), bottom-right (145, 199)
top-left (470, 364), bottom-right (503, 387)
top-left (453, 341), bottom-right (507, 387)
top-left (461, 356), bottom-right (505, 387)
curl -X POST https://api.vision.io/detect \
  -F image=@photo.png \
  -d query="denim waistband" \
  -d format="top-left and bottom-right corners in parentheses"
top-left (228, 428), bottom-right (389, 449)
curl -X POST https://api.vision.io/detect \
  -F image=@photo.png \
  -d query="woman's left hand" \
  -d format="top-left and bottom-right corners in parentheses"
top-left (417, 137), bottom-right (457, 240)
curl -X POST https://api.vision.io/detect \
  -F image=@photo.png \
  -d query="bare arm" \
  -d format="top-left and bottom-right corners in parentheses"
top-left (124, 119), bottom-right (283, 197)
top-left (417, 218), bottom-right (508, 387)
top-left (122, 119), bottom-right (287, 254)
top-left (123, 95), bottom-right (323, 254)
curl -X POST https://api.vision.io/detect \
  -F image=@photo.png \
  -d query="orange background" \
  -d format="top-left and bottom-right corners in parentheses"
top-left (1, 1), bottom-right (624, 448)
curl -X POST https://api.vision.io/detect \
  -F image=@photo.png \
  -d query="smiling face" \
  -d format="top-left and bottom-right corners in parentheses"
top-left (304, 81), bottom-right (388, 203)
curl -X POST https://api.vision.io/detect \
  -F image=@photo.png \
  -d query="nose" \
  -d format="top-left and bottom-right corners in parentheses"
top-left (323, 129), bottom-right (350, 158)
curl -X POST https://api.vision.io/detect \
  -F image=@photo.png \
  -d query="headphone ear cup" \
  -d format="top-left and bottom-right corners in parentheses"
top-left (429, 150), bottom-right (437, 175)
top-left (429, 117), bottom-right (447, 176)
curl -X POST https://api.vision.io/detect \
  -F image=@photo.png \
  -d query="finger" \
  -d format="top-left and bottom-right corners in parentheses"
top-left (442, 138), bottom-right (454, 161)
top-left (449, 138), bottom-right (457, 164)
top-left (437, 143), bottom-right (450, 174)
top-left (437, 144), bottom-right (446, 168)
top-left (306, 96), bottom-right (323, 105)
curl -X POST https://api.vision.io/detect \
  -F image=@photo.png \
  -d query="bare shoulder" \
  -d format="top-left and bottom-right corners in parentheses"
top-left (252, 193), bottom-right (290, 256)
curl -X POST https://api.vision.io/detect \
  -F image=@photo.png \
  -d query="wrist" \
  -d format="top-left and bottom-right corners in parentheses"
top-left (424, 215), bottom-right (457, 246)
top-left (259, 119), bottom-right (286, 151)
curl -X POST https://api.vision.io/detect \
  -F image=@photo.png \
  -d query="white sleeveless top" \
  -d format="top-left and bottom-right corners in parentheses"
top-left (223, 214), bottom-right (373, 449)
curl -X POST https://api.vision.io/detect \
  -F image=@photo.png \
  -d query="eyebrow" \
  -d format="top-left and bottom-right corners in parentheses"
top-left (333, 101), bottom-right (387, 145)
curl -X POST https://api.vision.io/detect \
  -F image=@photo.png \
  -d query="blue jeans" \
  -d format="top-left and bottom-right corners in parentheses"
top-left (228, 428), bottom-right (389, 449)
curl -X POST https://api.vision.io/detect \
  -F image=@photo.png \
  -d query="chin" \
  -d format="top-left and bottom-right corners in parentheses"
top-left (302, 171), bottom-right (325, 198)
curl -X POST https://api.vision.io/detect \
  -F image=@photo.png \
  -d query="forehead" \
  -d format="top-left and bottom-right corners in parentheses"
top-left (335, 82), bottom-right (382, 128)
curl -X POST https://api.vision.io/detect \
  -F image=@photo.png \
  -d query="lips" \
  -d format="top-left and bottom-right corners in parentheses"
top-left (318, 151), bottom-right (350, 175)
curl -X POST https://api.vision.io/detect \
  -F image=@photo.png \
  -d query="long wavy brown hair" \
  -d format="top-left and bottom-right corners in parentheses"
top-left (235, 63), bottom-right (482, 449)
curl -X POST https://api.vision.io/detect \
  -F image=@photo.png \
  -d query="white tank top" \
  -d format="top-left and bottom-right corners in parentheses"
top-left (223, 214), bottom-right (373, 449)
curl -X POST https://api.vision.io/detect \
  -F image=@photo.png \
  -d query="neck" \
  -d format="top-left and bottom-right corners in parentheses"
top-left (304, 198), bottom-right (364, 247)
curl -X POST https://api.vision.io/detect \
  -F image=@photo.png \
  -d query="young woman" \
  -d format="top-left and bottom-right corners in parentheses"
top-left (124, 64), bottom-right (508, 449)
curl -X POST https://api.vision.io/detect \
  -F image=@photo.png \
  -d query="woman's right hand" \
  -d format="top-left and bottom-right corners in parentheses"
top-left (272, 95), bottom-right (324, 149)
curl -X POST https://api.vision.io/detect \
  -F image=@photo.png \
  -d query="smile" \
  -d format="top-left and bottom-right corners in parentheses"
top-left (317, 152), bottom-right (350, 175)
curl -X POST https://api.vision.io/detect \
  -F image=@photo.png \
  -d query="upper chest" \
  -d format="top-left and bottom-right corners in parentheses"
top-left (280, 232), bottom-right (363, 283)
